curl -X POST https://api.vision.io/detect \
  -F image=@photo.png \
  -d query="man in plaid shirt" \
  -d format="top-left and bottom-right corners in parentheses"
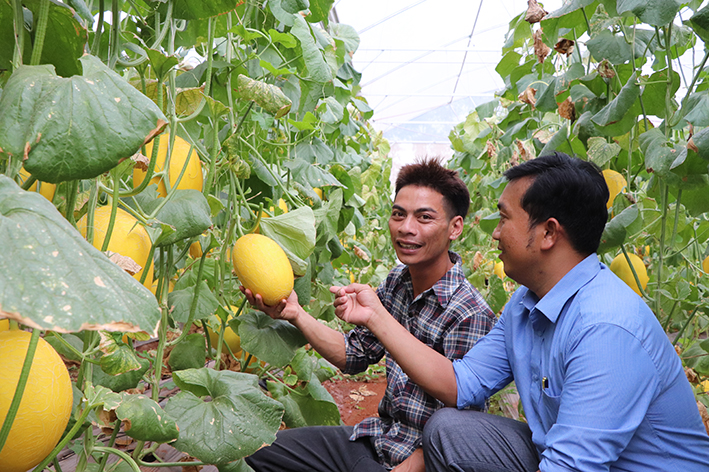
top-left (243, 159), bottom-right (495, 471)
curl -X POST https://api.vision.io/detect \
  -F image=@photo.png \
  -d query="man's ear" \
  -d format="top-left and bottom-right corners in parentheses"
top-left (540, 218), bottom-right (564, 250)
top-left (449, 215), bottom-right (465, 241)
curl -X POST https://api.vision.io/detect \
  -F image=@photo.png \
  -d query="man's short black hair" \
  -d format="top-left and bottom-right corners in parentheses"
top-left (503, 152), bottom-right (609, 256)
top-left (395, 158), bottom-right (470, 219)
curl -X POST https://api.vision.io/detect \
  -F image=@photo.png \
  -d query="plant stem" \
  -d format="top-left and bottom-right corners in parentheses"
top-left (64, 180), bottom-right (80, 227)
top-left (11, 0), bottom-right (24, 70)
top-left (108, 0), bottom-right (122, 69)
top-left (0, 329), bottom-right (40, 454)
top-left (92, 447), bottom-right (142, 472)
top-left (29, 0), bottom-right (50, 65)
top-left (91, 0), bottom-right (105, 56)
top-left (655, 182), bottom-right (669, 316)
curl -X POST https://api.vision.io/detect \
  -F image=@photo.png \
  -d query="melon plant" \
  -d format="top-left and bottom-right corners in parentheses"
top-left (0, 0), bottom-right (383, 469)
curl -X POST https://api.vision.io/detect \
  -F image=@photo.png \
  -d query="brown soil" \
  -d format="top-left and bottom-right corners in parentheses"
top-left (322, 376), bottom-right (387, 425)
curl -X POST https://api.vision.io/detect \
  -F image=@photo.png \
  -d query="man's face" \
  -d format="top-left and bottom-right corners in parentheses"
top-left (388, 185), bottom-right (461, 270)
top-left (492, 177), bottom-right (543, 286)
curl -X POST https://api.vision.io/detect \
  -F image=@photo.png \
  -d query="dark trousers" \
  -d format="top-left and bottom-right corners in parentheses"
top-left (245, 425), bottom-right (388, 472)
top-left (423, 409), bottom-right (540, 472)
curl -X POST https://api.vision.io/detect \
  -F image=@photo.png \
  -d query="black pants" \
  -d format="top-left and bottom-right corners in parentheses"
top-left (245, 425), bottom-right (388, 472)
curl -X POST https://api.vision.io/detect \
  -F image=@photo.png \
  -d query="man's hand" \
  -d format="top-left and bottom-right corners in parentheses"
top-left (240, 286), bottom-right (300, 322)
top-left (392, 448), bottom-right (425, 472)
top-left (330, 283), bottom-right (384, 327)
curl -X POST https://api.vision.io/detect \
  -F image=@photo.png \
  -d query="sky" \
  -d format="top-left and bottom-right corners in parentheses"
top-left (333, 0), bottom-right (563, 142)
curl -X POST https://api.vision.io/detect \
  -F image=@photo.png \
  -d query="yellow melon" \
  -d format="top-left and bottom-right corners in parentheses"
top-left (232, 234), bottom-right (293, 306)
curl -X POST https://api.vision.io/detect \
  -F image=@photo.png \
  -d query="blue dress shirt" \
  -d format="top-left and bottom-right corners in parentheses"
top-left (453, 254), bottom-right (709, 471)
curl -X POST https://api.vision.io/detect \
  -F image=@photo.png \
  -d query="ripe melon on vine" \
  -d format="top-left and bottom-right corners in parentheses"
top-left (0, 330), bottom-right (73, 472)
top-left (18, 167), bottom-right (56, 202)
top-left (232, 234), bottom-right (294, 306)
top-left (610, 253), bottom-right (648, 296)
top-left (133, 134), bottom-right (203, 197)
top-left (602, 169), bottom-right (626, 210)
top-left (77, 206), bottom-right (154, 289)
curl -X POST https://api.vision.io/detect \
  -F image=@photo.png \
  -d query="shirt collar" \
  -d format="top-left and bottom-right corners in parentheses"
top-left (428, 252), bottom-right (465, 308)
top-left (523, 253), bottom-right (602, 323)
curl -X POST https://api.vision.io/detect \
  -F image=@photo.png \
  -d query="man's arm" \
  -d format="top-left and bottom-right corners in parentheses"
top-left (241, 288), bottom-right (348, 370)
top-left (331, 284), bottom-right (459, 406)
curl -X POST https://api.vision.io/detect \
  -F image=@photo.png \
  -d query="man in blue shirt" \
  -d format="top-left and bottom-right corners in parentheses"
top-left (332, 152), bottom-right (709, 471)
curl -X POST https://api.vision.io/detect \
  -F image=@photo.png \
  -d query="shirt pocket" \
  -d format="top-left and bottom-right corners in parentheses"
top-left (540, 388), bottom-right (561, 431)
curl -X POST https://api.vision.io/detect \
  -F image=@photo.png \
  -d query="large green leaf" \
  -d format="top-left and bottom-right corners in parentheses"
top-left (25, 0), bottom-right (87, 77)
top-left (165, 368), bottom-right (284, 465)
top-left (0, 0), bottom-right (29, 70)
top-left (291, 15), bottom-right (334, 83)
top-left (168, 333), bottom-right (207, 371)
top-left (639, 128), bottom-right (677, 177)
top-left (238, 310), bottom-right (308, 368)
top-left (591, 73), bottom-right (640, 136)
top-left (616, 0), bottom-right (681, 27)
top-left (641, 69), bottom-right (680, 119)
top-left (168, 281), bottom-right (221, 324)
top-left (598, 205), bottom-right (641, 253)
top-left (259, 206), bottom-right (317, 276)
top-left (0, 55), bottom-right (167, 183)
top-left (147, 189), bottom-right (212, 247)
top-left (586, 30), bottom-right (633, 65)
top-left (0, 176), bottom-right (161, 333)
top-left (116, 393), bottom-right (179, 442)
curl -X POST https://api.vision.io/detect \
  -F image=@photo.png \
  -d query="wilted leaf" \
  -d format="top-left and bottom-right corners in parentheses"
top-left (235, 75), bottom-right (292, 118)
top-left (525, 0), bottom-right (548, 23)
top-left (533, 29), bottom-right (551, 63)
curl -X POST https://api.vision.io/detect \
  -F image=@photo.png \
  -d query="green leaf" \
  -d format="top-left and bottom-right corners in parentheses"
top-left (479, 211), bottom-right (500, 235)
top-left (591, 73), bottom-right (640, 136)
top-left (22, 0), bottom-right (88, 76)
top-left (259, 206), bottom-right (317, 276)
top-left (540, 126), bottom-right (569, 156)
top-left (689, 3), bottom-right (709, 43)
top-left (598, 205), bottom-right (640, 252)
top-left (690, 126), bottom-right (709, 161)
top-left (586, 29), bottom-right (633, 65)
top-left (267, 376), bottom-right (340, 427)
top-left (147, 189), bottom-right (212, 247)
top-left (330, 23), bottom-right (360, 55)
top-left (682, 92), bottom-right (709, 127)
top-left (306, 0), bottom-right (334, 24)
top-left (269, 28), bottom-right (298, 48)
top-left (170, 0), bottom-right (241, 20)
top-left (116, 393), bottom-right (179, 442)
top-left (641, 69), bottom-right (680, 119)
top-left (587, 137), bottom-right (621, 167)
top-left (682, 342), bottom-right (709, 376)
top-left (238, 310), bottom-right (308, 368)
top-left (169, 334), bottom-right (207, 371)
top-left (236, 75), bottom-right (292, 118)
top-left (616, 0), bottom-right (681, 27)
top-left (145, 49), bottom-right (179, 81)
top-left (168, 281), bottom-right (221, 324)
top-left (317, 96), bottom-right (344, 124)
top-left (496, 51), bottom-right (522, 79)
top-left (0, 176), bottom-right (161, 333)
top-left (291, 15), bottom-right (334, 83)
top-left (93, 356), bottom-right (150, 393)
top-left (639, 128), bottom-right (678, 177)
top-left (486, 275), bottom-right (508, 314)
top-left (85, 385), bottom-right (122, 410)
top-left (165, 368), bottom-right (284, 464)
top-left (0, 56), bottom-right (167, 183)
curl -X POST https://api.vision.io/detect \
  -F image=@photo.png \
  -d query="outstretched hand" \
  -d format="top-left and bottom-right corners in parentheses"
top-left (330, 283), bottom-right (384, 327)
top-left (240, 286), bottom-right (301, 322)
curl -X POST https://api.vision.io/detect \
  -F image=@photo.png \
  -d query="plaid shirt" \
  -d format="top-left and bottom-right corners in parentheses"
top-left (343, 252), bottom-right (495, 469)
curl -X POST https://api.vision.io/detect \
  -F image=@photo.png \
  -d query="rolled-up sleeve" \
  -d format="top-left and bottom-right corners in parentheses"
top-left (453, 314), bottom-right (513, 409)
